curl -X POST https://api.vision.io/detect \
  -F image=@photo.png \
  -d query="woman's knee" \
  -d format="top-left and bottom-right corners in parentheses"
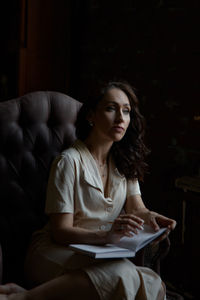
top-left (71, 271), bottom-right (100, 299)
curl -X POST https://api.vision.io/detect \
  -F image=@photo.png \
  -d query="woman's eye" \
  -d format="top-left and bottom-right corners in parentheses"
top-left (106, 106), bottom-right (115, 111)
top-left (123, 109), bottom-right (130, 114)
top-left (106, 106), bottom-right (130, 114)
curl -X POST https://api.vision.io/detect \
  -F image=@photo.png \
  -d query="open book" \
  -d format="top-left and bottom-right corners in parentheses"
top-left (69, 225), bottom-right (167, 259)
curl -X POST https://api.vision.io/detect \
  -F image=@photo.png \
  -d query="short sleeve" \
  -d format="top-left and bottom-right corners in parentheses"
top-left (45, 154), bottom-right (75, 214)
top-left (127, 179), bottom-right (141, 197)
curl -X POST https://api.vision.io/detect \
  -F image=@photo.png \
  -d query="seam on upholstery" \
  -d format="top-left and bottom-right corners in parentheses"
top-left (47, 92), bottom-right (63, 145)
top-left (7, 159), bottom-right (35, 203)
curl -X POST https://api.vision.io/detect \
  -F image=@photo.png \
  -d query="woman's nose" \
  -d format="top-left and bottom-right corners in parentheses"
top-left (115, 110), bottom-right (124, 122)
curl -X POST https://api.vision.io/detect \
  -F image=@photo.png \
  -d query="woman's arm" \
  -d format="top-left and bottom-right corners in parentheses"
top-left (49, 212), bottom-right (145, 246)
top-left (49, 213), bottom-right (107, 245)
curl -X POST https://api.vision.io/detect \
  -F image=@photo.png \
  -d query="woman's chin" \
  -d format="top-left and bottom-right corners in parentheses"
top-left (112, 134), bottom-right (125, 142)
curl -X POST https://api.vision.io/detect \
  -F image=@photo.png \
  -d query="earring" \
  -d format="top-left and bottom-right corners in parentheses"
top-left (88, 121), bottom-right (94, 127)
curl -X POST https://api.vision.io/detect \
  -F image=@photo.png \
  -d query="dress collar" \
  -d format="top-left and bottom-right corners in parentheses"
top-left (73, 139), bottom-right (125, 193)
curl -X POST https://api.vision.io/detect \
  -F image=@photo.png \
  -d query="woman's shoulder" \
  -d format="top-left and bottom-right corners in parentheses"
top-left (61, 140), bottom-right (85, 157)
top-left (49, 147), bottom-right (80, 174)
top-left (55, 139), bottom-right (88, 165)
top-left (57, 141), bottom-right (80, 163)
top-left (50, 140), bottom-right (92, 174)
top-left (61, 146), bottom-right (79, 158)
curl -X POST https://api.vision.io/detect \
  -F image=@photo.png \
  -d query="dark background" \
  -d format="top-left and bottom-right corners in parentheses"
top-left (0, 0), bottom-right (199, 299)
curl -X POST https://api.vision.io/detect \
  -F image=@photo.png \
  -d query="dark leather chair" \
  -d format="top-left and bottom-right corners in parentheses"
top-left (0, 91), bottom-right (82, 285)
top-left (0, 91), bottom-right (170, 288)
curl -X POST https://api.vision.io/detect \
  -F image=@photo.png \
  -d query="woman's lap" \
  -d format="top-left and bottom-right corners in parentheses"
top-left (24, 242), bottom-right (165, 300)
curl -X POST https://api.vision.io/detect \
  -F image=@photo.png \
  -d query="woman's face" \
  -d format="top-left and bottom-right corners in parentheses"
top-left (89, 88), bottom-right (131, 142)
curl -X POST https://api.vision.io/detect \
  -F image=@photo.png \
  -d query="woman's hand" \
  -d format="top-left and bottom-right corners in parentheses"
top-left (147, 211), bottom-right (176, 231)
top-left (148, 210), bottom-right (177, 243)
top-left (132, 208), bottom-right (177, 243)
top-left (106, 214), bottom-right (144, 244)
top-left (125, 195), bottom-right (176, 243)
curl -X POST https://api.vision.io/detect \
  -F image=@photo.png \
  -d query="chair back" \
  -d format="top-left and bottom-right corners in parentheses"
top-left (0, 91), bottom-right (82, 284)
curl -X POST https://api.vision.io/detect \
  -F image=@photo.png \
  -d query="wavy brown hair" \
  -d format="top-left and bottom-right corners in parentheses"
top-left (76, 81), bottom-right (150, 181)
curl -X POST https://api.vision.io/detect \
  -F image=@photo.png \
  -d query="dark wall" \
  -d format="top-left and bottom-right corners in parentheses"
top-left (69, 0), bottom-right (200, 203)
top-left (0, 0), bottom-right (71, 99)
top-left (0, 1), bottom-right (20, 100)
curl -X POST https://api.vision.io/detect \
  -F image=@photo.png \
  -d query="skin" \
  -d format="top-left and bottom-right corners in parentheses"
top-left (0, 87), bottom-right (176, 299)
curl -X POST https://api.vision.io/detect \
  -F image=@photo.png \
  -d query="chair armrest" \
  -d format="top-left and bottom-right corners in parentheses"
top-left (130, 236), bottom-right (170, 275)
top-left (148, 236), bottom-right (170, 274)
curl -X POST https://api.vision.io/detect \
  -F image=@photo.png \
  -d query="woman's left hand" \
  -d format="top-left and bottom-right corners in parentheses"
top-left (146, 210), bottom-right (176, 231)
top-left (148, 210), bottom-right (176, 242)
top-left (133, 208), bottom-right (176, 242)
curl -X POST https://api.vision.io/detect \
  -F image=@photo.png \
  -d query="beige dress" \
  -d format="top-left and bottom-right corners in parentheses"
top-left (24, 140), bottom-right (165, 300)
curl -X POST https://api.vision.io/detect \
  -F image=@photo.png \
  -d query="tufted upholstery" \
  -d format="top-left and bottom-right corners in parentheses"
top-left (0, 91), bottom-right (82, 285)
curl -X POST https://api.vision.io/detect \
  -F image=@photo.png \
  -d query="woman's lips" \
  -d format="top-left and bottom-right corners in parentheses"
top-left (112, 126), bottom-right (124, 133)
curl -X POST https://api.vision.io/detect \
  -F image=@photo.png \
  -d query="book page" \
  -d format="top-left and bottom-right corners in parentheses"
top-left (115, 225), bottom-right (167, 252)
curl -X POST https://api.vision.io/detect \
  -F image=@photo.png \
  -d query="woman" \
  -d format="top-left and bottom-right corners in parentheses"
top-left (0, 82), bottom-right (176, 300)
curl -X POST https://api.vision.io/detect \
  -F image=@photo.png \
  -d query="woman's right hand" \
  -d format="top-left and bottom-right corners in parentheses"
top-left (106, 214), bottom-right (144, 244)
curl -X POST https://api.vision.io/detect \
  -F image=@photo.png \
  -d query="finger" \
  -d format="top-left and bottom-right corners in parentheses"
top-left (116, 215), bottom-right (144, 228)
top-left (113, 223), bottom-right (137, 235)
top-left (122, 223), bottom-right (139, 235)
top-left (124, 232), bottom-right (134, 237)
top-left (119, 214), bottom-right (144, 224)
top-left (121, 229), bottom-right (135, 237)
top-left (115, 218), bottom-right (144, 232)
top-left (110, 227), bottom-right (134, 241)
top-left (152, 229), bottom-right (171, 245)
top-left (168, 219), bottom-right (176, 230)
top-left (113, 219), bottom-right (141, 235)
top-left (158, 231), bottom-right (169, 241)
top-left (116, 217), bottom-right (144, 228)
top-left (156, 216), bottom-right (177, 230)
top-left (149, 216), bottom-right (160, 231)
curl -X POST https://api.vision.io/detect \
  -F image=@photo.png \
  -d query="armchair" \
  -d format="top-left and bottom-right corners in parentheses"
top-left (0, 91), bottom-right (170, 287)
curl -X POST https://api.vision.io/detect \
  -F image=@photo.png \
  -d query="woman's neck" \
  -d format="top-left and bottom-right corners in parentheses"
top-left (84, 136), bottom-right (113, 165)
